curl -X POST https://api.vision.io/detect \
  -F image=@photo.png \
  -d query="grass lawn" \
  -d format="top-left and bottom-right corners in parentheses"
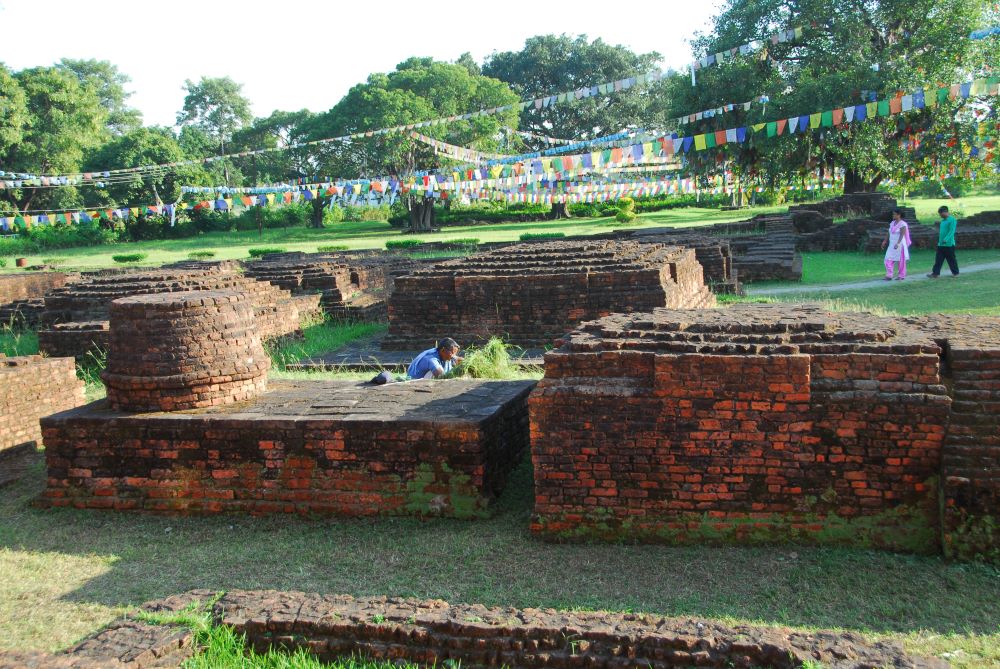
top-left (3, 204), bottom-right (793, 272)
top-left (1, 457), bottom-right (998, 667)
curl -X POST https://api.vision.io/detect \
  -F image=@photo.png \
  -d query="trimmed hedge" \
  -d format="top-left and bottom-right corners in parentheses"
top-left (519, 232), bottom-right (565, 241)
top-left (111, 253), bottom-right (148, 264)
top-left (248, 247), bottom-right (287, 258)
top-left (386, 239), bottom-right (424, 250)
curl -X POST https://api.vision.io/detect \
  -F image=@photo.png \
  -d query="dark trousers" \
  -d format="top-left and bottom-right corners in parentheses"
top-left (931, 246), bottom-right (959, 276)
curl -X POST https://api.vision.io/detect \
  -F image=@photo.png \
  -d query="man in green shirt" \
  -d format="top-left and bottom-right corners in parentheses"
top-left (927, 205), bottom-right (959, 278)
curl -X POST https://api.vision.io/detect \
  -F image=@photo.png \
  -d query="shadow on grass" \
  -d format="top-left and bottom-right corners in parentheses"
top-left (1, 454), bottom-right (997, 638)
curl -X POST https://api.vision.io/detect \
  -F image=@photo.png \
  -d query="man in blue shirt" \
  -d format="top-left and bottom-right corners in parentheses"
top-left (927, 205), bottom-right (959, 278)
top-left (407, 338), bottom-right (463, 379)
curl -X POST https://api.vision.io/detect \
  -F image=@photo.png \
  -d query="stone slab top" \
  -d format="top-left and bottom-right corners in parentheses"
top-left (42, 378), bottom-right (537, 427)
top-left (553, 302), bottom-right (956, 356)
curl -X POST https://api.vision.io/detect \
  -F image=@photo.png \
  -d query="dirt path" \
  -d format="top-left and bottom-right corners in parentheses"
top-left (749, 260), bottom-right (1000, 295)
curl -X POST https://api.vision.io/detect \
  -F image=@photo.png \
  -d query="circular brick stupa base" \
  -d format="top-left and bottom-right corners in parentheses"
top-left (102, 290), bottom-right (270, 412)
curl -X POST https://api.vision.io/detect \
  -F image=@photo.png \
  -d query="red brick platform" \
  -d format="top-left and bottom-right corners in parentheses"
top-left (385, 240), bottom-right (716, 350)
top-left (40, 378), bottom-right (532, 518)
top-left (530, 303), bottom-right (999, 555)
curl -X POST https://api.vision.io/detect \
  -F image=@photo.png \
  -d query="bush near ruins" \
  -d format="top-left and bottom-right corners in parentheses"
top-left (317, 245), bottom-right (349, 252)
top-left (188, 251), bottom-right (216, 259)
top-left (386, 239), bottom-right (424, 250)
top-left (519, 232), bottom-right (565, 241)
top-left (615, 197), bottom-right (638, 224)
top-left (248, 247), bottom-right (287, 258)
top-left (112, 253), bottom-right (147, 263)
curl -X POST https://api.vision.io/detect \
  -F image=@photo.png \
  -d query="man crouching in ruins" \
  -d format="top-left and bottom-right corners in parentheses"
top-left (406, 338), bottom-right (463, 379)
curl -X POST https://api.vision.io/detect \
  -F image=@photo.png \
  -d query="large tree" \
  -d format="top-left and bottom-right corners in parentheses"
top-left (58, 58), bottom-right (142, 135)
top-left (176, 76), bottom-right (253, 186)
top-left (301, 58), bottom-right (520, 231)
top-left (674, 0), bottom-right (997, 193)
top-left (484, 34), bottom-right (671, 139)
top-left (483, 35), bottom-right (672, 216)
top-left (0, 66), bottom-right (106, 212)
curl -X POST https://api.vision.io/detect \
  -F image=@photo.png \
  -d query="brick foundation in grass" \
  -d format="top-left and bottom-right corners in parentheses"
top-left (0, 355), bottom-right (85, 455)
top-left (384, 240), bottom-right (716, 350)
top-left (529, 303), bottom-right (1000, 553)
top-left (40, 378), bottom-right (533, 518)
top-left (0, 589), bottom-right (946, 669)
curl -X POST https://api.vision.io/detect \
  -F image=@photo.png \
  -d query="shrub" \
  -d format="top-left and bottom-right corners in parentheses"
top-left (385, 239), bottom-right (424, 250)
top-left (519, 232), bottom-right (565, 241)
top-left (188, 251), bottom-right (216, 259)
top-left (112, 253), bottom-right (147, 264)
top-left (41, 256), bottom-right (68, 265)
top-left (248, 247), bottom-right (287, 258)
top-left (615, 209), bottom-right (639, 224)
top-left (0, 258), bottom-right (6, 268)
top-left (448, 238), bottom-right (480, 246)
top-left (342, 204), bottom-right (391, 222)
top-left (317, 245), bottom-right (349, 253)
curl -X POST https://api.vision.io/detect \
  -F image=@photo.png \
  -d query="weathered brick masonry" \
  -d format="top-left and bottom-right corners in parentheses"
top-left (529, 303), bottom-right (988, 552)
top-left (0, 271), bottom-right (79, 327)
top-left (910, 313), bottom-right (1000, 559)
top-left (243, 251), bottom-right (421, 321)
top-left (102, 290), bottom-right (270, 412)
top-left (36, 268), bottom-right (318, 360)
top-left (40, 378), bottom-right (533, 517)
top-left (0, 354), bottom-right (84, 454)
top-left (385, 240), bottom-right (715, 349)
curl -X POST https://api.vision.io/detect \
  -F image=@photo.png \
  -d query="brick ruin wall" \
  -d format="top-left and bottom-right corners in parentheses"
top-left (0, 271), bottom-right (79, 327)
top-left (0, 355), bottom-right (85, 454)
top-left (385, 240), bottom-right (716, 350)
top-left (41, 379), bottom-right (533, 518)
top-left (530, 303), bottom-right (1000, 556)
top-left (613, 215), bottom-right (802, 282)
top-left (243, 252), bottom-right (422, 321)
top-left (36, 268), bottom-right (318, 360)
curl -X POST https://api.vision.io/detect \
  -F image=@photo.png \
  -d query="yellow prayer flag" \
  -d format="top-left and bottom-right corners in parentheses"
top-left (694, 134), bottom-right (707, 151)
top-left (809, 113), bottom-right (821, 129)
top-left (866, 102), bottom-right (877, 118)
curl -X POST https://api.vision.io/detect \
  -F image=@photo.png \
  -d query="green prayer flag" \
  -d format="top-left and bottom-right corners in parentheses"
top-left (766, 122), bottom-right (777, 137)
top-left (877, 100), bottom-right (890, 116)
top-left (820, 110), bottom-right (833, 127)
top-left (705, 132), bottom-right (716, 148)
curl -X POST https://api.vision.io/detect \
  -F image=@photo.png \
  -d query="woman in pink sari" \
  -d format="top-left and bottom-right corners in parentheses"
top-left (881, 208), bottom-right (911, 280)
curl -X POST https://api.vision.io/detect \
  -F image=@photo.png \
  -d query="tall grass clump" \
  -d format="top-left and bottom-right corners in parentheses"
top-left (444, 337), bottom-right (540, 379)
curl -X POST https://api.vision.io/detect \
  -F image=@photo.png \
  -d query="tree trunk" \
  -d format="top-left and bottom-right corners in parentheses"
top-left (310, 197), bottom-right (326, 228)
top-left (409, 197), bottom-right (435, 232)
top-left (549, 202), bottom-right (570, 219)
top-left (843, 168), bottom-right (882, 193)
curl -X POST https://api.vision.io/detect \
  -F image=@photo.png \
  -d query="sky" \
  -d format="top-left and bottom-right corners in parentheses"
top-left (0, 0), bottom-right (723, 128)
